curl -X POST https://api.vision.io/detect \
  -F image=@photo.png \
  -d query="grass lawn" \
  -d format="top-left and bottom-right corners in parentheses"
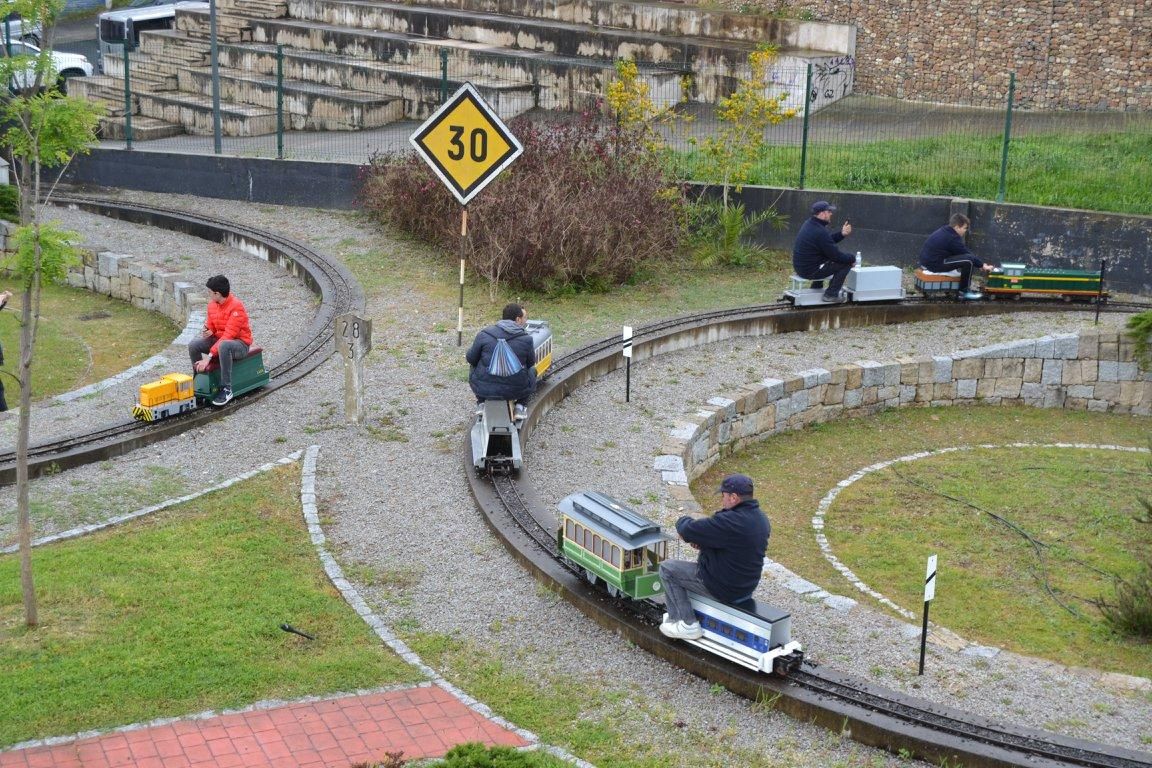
top-left (665, 131), bottom-right (1152, 215)
top-left (0, 464), bottom-right (422, 748)
top-left (0, 279), bottom-right (179, 400)
top-left (694, 405), bottom-right (1152, 677)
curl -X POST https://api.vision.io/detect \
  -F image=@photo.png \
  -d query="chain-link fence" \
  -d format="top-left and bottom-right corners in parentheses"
top-left (98, 48), bottom-right (1152, 213)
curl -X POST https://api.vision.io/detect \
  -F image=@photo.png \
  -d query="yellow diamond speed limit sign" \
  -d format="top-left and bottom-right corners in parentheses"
top-left (409, 82), bottom-right (523, 206)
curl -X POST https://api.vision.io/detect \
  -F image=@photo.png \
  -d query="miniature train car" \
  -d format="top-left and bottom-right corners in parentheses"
top-left (784, 265), bottom-right (905, 306)
top-left (132, 347), bottom-right (270, 422)
top-left (984, 263), bottom-right (1107, 301)
top-left (557, 491), bottom-right (804, 675)
top-left (470, 320), bottom-right (553, 474)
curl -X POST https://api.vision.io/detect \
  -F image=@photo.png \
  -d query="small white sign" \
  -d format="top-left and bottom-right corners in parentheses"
top-left (924, 554), bottom-right (937, 602)
top-left (622, 326), bottom-right (633, 359)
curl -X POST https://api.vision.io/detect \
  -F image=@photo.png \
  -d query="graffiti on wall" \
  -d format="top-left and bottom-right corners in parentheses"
top-left (768, 55), bottom-right (856, 116)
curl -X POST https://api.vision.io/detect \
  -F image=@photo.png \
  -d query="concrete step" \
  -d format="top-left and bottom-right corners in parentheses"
top-left (67, 75), bottom-right (134, 115)
top-left (98, 114), bottom-right (187, 141)
top-left (100, 53), bottom-right (178, 90)
top-left (275, 0), bottom-right (766, 73)
top-left (396, 0), bottom-right (853, 53)
top-left (215, 41), bottom-right (537, 119)
top-left (137, 91), bottom-right (278, 136)
top-left (217, 0), bottom-right (287, 18)
top-left (215, 17), bottom-right (685, 112)
top-left (176, 65), bottom-right (406, 129)
top-left (137, 29), bottom-right (211, 66)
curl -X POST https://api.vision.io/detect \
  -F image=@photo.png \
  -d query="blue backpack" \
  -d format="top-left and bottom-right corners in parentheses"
top-left (488, 336), bottom-right (524, 377)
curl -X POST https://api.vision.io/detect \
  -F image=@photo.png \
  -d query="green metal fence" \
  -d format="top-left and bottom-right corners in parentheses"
top-left (104, 49), bottom-right (1152, 213)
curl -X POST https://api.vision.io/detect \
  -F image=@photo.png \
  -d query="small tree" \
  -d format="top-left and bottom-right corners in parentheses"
top-left (1126, 310), bottom-right (1152, 371)
top-left (1, 0), bottom-right (102, 627)
top-left (1097, 453), bottom-right (1152, 639)
top-left (696, 43), bottom-right (798, 208)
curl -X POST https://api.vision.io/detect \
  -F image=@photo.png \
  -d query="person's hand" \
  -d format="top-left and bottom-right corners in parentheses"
top-left (981, 263), bottom-right (995, 272)
top-left (194, 359), bottom-right (209, 373)
top-left (840, 222), bottom-right (853, 237)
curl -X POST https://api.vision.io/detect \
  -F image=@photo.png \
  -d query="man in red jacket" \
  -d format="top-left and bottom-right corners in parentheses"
top-left (190, 274), bottom-right (253, 406)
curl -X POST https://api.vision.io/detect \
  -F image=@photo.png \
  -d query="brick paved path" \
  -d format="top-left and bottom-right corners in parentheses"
top-left (0, 685), bottom-right (528, 768)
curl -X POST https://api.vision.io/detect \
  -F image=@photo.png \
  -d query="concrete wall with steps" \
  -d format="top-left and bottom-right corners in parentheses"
top-left (653, 330), bottom-right (1152, 503)
top-left (74, 0), bottom-right (855, 139)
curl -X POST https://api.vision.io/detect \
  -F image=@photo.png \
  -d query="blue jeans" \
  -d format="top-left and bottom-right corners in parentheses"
top-left (189, 336), bottom-right (249, 388)
top-left (659, 559), bottom-right (714, 624)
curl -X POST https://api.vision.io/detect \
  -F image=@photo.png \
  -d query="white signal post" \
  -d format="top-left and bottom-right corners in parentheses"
top-left (623, 325), bottom-right (633, 402)
top-left (335, 312), bottom-right (372, 424)
top-left (918, 554), bottom-right (937, 675)
top-left (409, 83), bottom-right (523, 346)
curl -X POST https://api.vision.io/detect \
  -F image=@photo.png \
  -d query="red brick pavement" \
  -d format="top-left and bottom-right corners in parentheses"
top-left (0, 686), bottom-right (529, 767)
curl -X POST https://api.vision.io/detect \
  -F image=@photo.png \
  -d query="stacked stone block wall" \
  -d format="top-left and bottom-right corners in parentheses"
top-left (64, 249), bottom-right (207, 326)
top-left (776, 0), bottom-right (1152, 111)
top-left (656, 330), bottom-right (1151, 509)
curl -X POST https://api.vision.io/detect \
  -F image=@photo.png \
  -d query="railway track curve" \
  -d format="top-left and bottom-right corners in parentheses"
top-left (0, 195), bottom-right (364, 485)
top-left (466, 298), bottom-right (1152, 768)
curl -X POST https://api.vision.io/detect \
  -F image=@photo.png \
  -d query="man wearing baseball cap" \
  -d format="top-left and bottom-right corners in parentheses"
top-left (658, 473), bottom-right (771, 640)
top-left (791, 200), bottom-right (856, 303)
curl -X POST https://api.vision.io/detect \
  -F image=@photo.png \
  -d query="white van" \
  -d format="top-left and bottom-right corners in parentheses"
top-left (96, 1), bottom-right (208, 72)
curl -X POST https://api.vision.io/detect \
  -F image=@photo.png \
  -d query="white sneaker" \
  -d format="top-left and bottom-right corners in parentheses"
top-left (660, 619), bottom-right (703, 640)
top-left (514, 404), bottom-right (527, 420)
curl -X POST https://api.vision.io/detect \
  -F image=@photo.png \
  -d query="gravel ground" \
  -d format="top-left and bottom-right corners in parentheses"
top-left (3, 191), bottom-right (1149, 767)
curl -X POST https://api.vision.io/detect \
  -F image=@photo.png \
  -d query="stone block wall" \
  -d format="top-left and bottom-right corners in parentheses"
top-left (778, 0), bottom-right (1152, 111)
top-left (65, 249), bottom-right (207, 325)
top-left (655, 330), bottom-right (1151, 496)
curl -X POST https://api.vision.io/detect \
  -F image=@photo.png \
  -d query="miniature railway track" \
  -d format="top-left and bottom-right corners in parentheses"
top-left (0, 196), bottom-right (364, 485)
top-left (466, 299), bottom-right (1152, 768)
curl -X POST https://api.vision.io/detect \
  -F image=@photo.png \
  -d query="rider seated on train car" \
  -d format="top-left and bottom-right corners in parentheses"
top-left (791, 200), bottom-right (856, 304)
top-left (465, 303), bottom-right (537, 420)
top-left (189, 274), bottom-right (253, 407)
top-left (918, 213), bottom-right (995, 301)
top-left (658, 473), bottom-right (771, 640)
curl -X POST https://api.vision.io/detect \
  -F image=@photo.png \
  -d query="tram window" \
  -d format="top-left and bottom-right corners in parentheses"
top-left (583, 528), bottom-right (591, 549)
top-left (611, 545), bottom-right (620, 567)
top-left (565, 519), bottom-right (574, 539)
top-left (592, 533), bottom-right (601, 558)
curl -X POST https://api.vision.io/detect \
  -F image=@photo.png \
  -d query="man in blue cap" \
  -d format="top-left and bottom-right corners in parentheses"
top-left (658, 473), bottom-right (771, 640)
top-left (791, 199), bottom-right (856, 303)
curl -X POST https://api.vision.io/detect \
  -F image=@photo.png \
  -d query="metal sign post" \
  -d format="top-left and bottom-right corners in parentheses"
top-left (622, 325), bottom-right (633, 403)
top-left (409, 82), bottom-right (523, 346)
top-left (918, 554), bottom-right (937, 676)
top-left (335, 313), bottom-right (372, 424)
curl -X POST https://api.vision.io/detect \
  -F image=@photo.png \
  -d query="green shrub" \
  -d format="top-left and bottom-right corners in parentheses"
top-left (359, 112), bottom-right (683, 295)
top-left (684, 198), bottom-right (784, 266)
top-left (1099, 455), bottom-right (1152, 640)
top-left (1126, 310), bottom-right (1152, 371)
top-left (429, 743), bottom-right (565, 767)
top-left (0, 184), bottom-right (20, 222)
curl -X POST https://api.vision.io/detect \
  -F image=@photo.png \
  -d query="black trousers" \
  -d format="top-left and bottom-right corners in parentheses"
top-left (923, 258), bottom-right (975, 292)
top-left (798, 261), bottom-right (853, 297)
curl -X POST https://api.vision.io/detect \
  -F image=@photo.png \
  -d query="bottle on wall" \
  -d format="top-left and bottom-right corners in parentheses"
top-left (855, 251), bottom-right (862, 268)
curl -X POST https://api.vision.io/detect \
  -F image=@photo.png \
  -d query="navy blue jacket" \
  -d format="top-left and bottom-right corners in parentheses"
top-left (918, 225), bottom-right (983, 271)
top-left (466, 320), bottom-right (537, 402)
top-left (676, 499), bottom-right (770, 603)
top-left (792, 216), bottom-right (854, 276)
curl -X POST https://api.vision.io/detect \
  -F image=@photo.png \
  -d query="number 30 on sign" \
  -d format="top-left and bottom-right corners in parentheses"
top-left (409, 82), bottom-right (523, 206)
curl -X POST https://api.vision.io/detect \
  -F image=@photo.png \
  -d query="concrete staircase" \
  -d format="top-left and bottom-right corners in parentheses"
top-left (70, 0), bottom-right (855, 141)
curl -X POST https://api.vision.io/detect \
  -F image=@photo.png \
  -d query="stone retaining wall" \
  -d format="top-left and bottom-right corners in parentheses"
top-left (64, 248), bottom-right (207, 325)
top-left (777, 0), bottom-right (1151, 111)
top-left (655, 329), bottom-right (1151, 508)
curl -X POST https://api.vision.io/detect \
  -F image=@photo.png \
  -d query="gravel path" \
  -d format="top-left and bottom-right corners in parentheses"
top-left (3, 191), bottom-right (1148, 767)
